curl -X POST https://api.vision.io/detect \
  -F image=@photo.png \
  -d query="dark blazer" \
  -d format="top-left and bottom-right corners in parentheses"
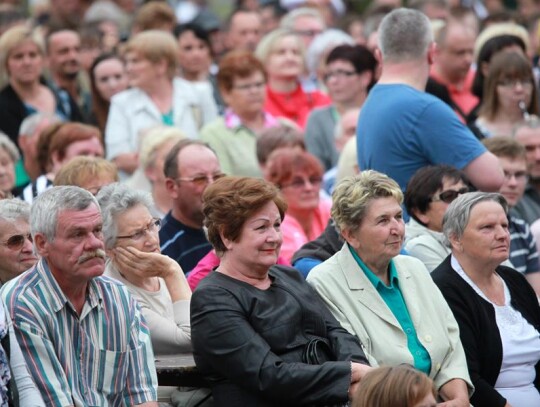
top-left (191, 265), bottom-right (369, 407)
top-left (432, 256), bottom-right (540, 407)
top-left (0, 84), bottom-right (28, 146)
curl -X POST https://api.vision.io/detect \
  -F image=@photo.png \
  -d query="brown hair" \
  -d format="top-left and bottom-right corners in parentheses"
top-left (217, 50), bottom-right (267, 93)
top-left (90, 53), bottom-right (124, 132)
top-left (37, 122), bottom-right (103, 173)
top-left (264, 149), bottom-right (323, 187)
top-left (54, 156), bottom-right (118, 188)
top-left (352, 365), bottom-right (436, 407)
top-left (203, 176), bottom-right (287, 255)
top-left (483, 136), bottom-right (526, 160)
top-left (133, 2), bottom-right (176, 32)
top-left (256, 122), bottom-right (305, 165)
top-left (479, 50), bottom-right (539, 120)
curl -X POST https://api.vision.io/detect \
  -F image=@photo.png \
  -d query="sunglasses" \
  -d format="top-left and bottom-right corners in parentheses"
top-left (1, 233), bottom-right (32, 250)
top-left (431, 187), bottom-right (469, 204)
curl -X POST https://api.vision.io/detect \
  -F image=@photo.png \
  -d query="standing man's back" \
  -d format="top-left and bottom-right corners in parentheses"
top-left (357, 8), bottom-right (503, 195)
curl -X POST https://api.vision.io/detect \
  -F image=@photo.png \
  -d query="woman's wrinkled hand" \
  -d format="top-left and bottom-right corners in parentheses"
top-left (112, 246), bottom-right (183, 279)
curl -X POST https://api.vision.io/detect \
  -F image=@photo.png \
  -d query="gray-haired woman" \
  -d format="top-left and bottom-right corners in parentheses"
top-left (97, 183), bottom-right (192, 354)
top-left (307, 170), bottom-right (472, 406)
top-left (432, 192), bottom-right (540, 407)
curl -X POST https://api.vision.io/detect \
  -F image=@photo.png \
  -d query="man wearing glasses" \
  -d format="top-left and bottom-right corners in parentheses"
top-left (483, 137), bottom-right (540, 296)
top-left (0, 199), bottom-right (37, 284)
top-left (160, 140), bottom-right (223, 274)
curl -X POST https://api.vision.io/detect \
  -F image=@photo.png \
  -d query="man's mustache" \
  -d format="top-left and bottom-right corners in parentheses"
top-left (77, 249), bottom-right (106, 264)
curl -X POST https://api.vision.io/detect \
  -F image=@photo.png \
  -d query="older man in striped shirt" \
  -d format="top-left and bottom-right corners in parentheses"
top-left (2, 186), bottom-right (158, 406)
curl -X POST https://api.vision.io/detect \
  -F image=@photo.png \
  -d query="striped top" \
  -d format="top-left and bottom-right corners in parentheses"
top-left (2, 259), bottom-right (158, 406)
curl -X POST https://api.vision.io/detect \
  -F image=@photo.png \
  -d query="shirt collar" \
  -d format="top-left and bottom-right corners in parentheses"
top-left (223, 108), bottom-right (278, 131)
top-left (347, 243), bottom-right (399, 289)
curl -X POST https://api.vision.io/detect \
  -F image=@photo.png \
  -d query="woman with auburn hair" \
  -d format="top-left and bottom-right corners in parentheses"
top-left (105, 30), bottom-right (217, 177)
top-left (353, 365), bottom-right (436, 407)
top-left (191, 176), bottom-right (370, 406)
top-left (200, 50), bottom-right (278, 178)
top-left (265, 148), bottom-right (331, 263)
top-left (255, 29), bottom-right (331, 129)
top-left (472, 50), bottom-right (538, 138)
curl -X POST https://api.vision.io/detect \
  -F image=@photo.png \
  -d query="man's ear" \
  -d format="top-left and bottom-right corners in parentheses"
top-left (427, 42), bottom-right (437, 65)
top-left (33, 233), bottom-right (49, 257)
top-left (165, 178), bottom-right (179, 198)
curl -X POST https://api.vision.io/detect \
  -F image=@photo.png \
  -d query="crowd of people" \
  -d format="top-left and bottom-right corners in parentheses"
top-left (0, 0), bottom-right (540, 405)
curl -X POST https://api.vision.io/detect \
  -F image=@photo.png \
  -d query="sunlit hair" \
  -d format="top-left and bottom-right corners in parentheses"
top-left (479, 50), bottom-right (538, 121)
top-left (53, 156), bottom-right (118, 188)
top-left (442, 191), bottom-right (508, 243)
top-left (352, 365), bottom-right (436, 407)
top-left (203, 176), bottom-right (287, 256)
top-left (0, 25), bottom-right (43, 75)
top-left (255, 28), bottom-right (306, 71)
top-left (482, 136), bottom-right (526, 160)
top-left (264, 149), bottom-right (322, 188)
top-left (125, 30), bottom-right (178, 79)
top-left (332, 171), bottom-right (403, 233)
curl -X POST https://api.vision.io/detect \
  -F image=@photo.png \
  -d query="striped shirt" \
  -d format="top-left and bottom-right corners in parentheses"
top-left (509, 215), bottom-right (540, 275)
top-left (2, 259), bottom-right (158, 406)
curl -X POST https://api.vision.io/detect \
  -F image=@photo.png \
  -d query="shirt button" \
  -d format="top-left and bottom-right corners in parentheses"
top-left (425, 335), bottom-right (432, 342)
top-left (406, 328), bottom-right (412, 334)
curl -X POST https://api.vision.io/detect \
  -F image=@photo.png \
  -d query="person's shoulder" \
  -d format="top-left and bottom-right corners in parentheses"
top-left (393, 254), bottom-right (431, 277)
top-left (109, 87), bottom-right (143, 105)
top-left (307, 246), bottom-right (344, 282)
top-left (200, 117), bottom-right (227, 135)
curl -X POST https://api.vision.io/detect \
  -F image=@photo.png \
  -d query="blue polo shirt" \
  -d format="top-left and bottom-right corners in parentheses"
top-left (349, 245), bottom-right (431, 374)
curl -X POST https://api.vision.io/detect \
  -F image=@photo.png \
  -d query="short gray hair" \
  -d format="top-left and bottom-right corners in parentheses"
top-left (97, 183), bottom-right (154, 249)
top-left (378, 8), bottom-right (433, 63)
top-left (442, 192), bottom-right (508, 243)
top-left (0, 132), bottom-right (19, 162)
top-left (0, 199), bottom-right (30, 223)
top-left (306, 28), bottom-right (354, 75)
top-left (30, 186), bottom-right (100, 241)
top-left (280, 7), bottom-right (325, 31)
top-left (255, 28), bottom-right (305, 67)
top-left (19, 112), bottom-right (61, 137)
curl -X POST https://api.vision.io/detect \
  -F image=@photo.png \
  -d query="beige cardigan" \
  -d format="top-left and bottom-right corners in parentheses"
top-left (307, 244), bottom-right (473, 393)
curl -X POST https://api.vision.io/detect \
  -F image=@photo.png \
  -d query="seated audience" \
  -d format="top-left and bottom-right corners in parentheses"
top-left (256, 122), bottom-right (305, 172)
top-left (53, 156), bottom-right (118, 195)
top-left (191, 176), bottom-right (370, 406)
top-left (99, 183), bottom-right (191, 354)
top-left (265, 148), bottom-right (331, 263)
top-left (0, 199), bottom-right (37, 284)
top-left (483, 136), bottom-right (540, 295)
top-left (2, 186), bottom-right (159, 405)
top-left (432, 192), bottom-right (540, 407)
top-left (352, 365), bottom-right (436, 407)
top-left (22, 122), bottom-right (104, 203)
top-left (0, 132), bottom-right (19, 199)
top-left (255, 28), bottom-right (331, 129)
top-left (200, 50), bottom-right (277, 178)
top-left (404, 165), bottom-right (470, 271)
top-left (307, 171), bottom-right (472, 405)
top-left (305, 44), bottom-right (375, 171)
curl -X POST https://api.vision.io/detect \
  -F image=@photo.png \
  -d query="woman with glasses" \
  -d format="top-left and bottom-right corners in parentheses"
top-left (305, 44), bottom-right (377, 171)
top-left (98, 183), bottom-right (192, 355)
top-left (404, 165), bottom-right (470, 272)
top-left (307, 171), bottom-right (473, 406)
top-left (432, 192), bottom-right (540, 407)
top-left (265, 148), bottom-right (331, 263)
top-left (471, 50), bottom-right (539, 138)
top-left (200, 50), bottom-right (278, 178)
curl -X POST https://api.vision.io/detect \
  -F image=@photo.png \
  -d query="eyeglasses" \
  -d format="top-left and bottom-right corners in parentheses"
top-left (176, 172), bottom-right (226, 187)
top-left (431, 187), bottom-right (469, 204)
top-left (1, 233), bottom-right (32, 250)
top-left (281, 176), bottom-right (323, 189)
top-left (323, 70), bottom-right (359, 82)
top-left (503, 170), bottom-right (528, 182)
top-left (116, 218), bottom-right (161, 241)
top-left (497, 79), bottom-right (534, 90)
top-left (233, 81), bottom-right (266, 92)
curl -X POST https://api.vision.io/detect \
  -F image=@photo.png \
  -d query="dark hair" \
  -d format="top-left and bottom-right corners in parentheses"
top-left (217, 50), bottom-right (267, 92)
top-left (405, 165), bottom-right (469, 224)
top-left (472, 34), bottom-right (526, 98)
top-left (163, 139), bottom-right (214, 179)
top-left (174, 22), bottom-right (213, 53)
top-left (326, 44), bottom-right (377, 90)
top-left (203, 176), bottom-right (287, 255)
top-left (90, 52), bottom-right (124, 132)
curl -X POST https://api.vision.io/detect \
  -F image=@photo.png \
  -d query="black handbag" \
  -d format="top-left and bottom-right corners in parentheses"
top-left (302, 338), bottom-right (334, 365)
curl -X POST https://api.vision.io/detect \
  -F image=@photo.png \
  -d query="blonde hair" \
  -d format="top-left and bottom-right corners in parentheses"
top-left (125, 30), bottom-right (178, 79)
top-left (0, 25), bottom-right (44, 74)
top-left (139, 126), bottom-right (186, 170)
top-left (332, 170), bottom-right (403, 233)
top-left (54, 156), bottom-right (118, 188)
top-left (255, 28), bottom-right (305, 68)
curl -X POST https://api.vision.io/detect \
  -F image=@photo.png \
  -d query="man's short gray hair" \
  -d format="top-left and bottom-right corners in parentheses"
top-left (30, 186), bottom-right (100, 241)
top-left (280, 7), bottom-right (325, 30)
top-left (97, 183), bottom-right (154, 249)
top-left (306, 28), bottom-right (354, 75)
top-left (19, 112), bottom-right (61, 137)
top-left (442, 192), bottom-right (508, 243)
top-left (0, 132), bottom-right (19, 162)
top-left (0, 199), bottom-right (30, 223)
top-left (378, 8), bottom-right (433, 63)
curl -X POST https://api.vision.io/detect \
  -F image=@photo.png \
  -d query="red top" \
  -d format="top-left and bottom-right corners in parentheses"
top-left (264, 83), bottom-right (331, 129)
